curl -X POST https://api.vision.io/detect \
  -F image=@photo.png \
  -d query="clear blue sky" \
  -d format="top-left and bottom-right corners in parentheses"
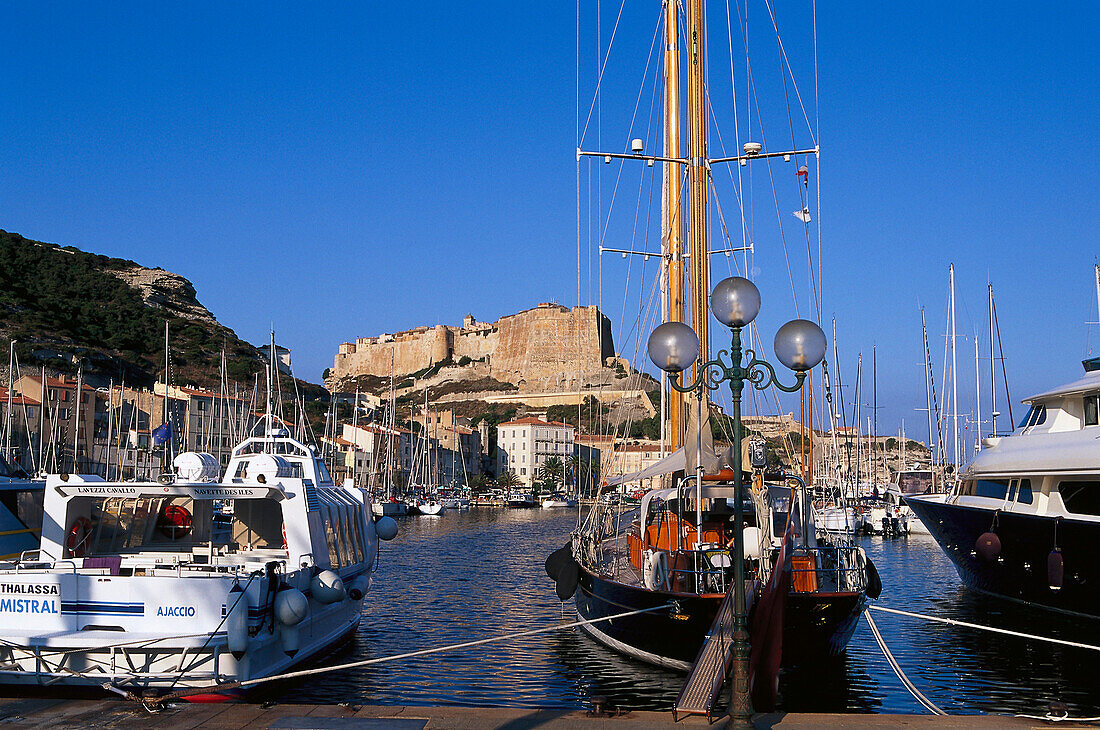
top-left (2, 2), bottom-right (1097, 448)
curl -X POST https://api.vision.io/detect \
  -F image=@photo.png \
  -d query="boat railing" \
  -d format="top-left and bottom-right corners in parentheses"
top-left (788, 544), bottom-right (866, 593)
top-left (667, 547), bottom-right (735, 594)
top-left (4, 557), bottom-right (79, 574)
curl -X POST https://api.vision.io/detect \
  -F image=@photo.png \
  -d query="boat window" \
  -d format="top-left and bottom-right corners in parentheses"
top-left (1016, 478), bottom-right (1033, 505)
top-left (335, 508), bottom-right (354, 566)
top-left (959, 479), bottom-right (1009, 499)
top-left (234, 461), bottom-right (249, 479)
top-left (896, 471), bottom-right (933, 495)
top-left (323, 510), bottom-right (342, 568)
top-left (1058, 481), bottom-right (1100, 516)
top-left (1086, 396), bottom-right (1100, 427)
top-left (230, 499), bottom-right (284, 550)
top-left (344, 510), bottom-right (363, 564)
top-left (1018, 405), bottom-right (1047, 429)
top-left (75, 497), bottom-right (219, 555)
top-left (316, 460), bottom-right (333, 485)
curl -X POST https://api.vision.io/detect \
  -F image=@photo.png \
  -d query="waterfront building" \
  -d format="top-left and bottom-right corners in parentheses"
top-left (14, 374), bottom-right (97, 472)
top-left (497, 417), bottom-right (574, 488)
top-left (0, 386), bottom-right (41, 474)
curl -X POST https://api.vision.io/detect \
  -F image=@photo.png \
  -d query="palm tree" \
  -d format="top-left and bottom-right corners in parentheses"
top-left (497, 470), bottom-right (520, 489)
top-left (540, 456), bottom-right (565, 493)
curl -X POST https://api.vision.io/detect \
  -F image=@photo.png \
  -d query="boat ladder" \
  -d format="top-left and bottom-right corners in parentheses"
top-left (672, 585), bottom-right (738, 722)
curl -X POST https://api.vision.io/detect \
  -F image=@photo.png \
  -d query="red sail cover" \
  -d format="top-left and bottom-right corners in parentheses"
top-left (748, 519), bottom-right (794, 710)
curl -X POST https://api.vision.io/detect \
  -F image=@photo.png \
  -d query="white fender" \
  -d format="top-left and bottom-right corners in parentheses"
top-left (742, 526), bottom-right (763, 561)
top-left (643, 549), bottom-right (669, 591)
top-left (375, 516), bottom-right (398, 541)
top-left (274, 587), bottom-right (309, 626)
top-left (226, 583), bottom-right (250, 659)
top-left (310, 570), bottom-right (345, 604)
top-left (280, 624), bottom-right (300, 657)
top-left (347, 575), bottom-right (370, 601)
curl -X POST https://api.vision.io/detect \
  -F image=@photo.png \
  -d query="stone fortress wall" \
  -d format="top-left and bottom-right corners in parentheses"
top-left (333, 303), bottom-right (615, 386)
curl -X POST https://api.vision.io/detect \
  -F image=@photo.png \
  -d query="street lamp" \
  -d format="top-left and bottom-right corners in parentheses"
top-left (646, 276), bottom-right (826, 727)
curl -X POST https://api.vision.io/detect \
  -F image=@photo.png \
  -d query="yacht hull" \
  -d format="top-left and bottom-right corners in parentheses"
top-left (906, 495), bottom-right (1100, 617)
top-left (576, 564), bottom-right (865, 671)
top-left (575, 565), bottom-right (721, 670)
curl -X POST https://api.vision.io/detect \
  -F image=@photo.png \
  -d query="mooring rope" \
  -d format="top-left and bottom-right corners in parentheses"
top-left (139, 602), bottom-right (675, 707)
top-left (868, 604), bottom-right (1100, 720)
top-left (868, 605), bottom-right (1100, 653)
top-left (864, 612), bottom-right (946, 715)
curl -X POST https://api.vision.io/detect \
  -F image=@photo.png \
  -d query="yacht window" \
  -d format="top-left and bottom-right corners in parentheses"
top-left (959, 479), bottom-right (1009, 499)
top-left (1018, 405), bottom-right (1047, 429)
top-left (234, 461), bottom-right (249, 479)
top-left (1058, 481), bottom-right (1100, 516)
top-left (1016, 478), bottom-right (1034, 505)
top-left (1086, 396), bottom-right (1100, 427)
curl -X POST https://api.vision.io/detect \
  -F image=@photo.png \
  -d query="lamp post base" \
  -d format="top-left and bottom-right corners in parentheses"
top-left (726, 653), bottom-right (754, 728)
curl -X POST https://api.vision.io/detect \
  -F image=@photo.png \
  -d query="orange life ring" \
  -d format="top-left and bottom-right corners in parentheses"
top-left (157, 504), bottom-right (193, 539)
top-left (67, 517), bottom-right (93, 558)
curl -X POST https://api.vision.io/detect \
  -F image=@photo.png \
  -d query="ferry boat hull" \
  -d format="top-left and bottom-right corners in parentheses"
top-left (0, 566), bottom-right (370, 689)
top-left (906, 494), bottom-right (1100, 618)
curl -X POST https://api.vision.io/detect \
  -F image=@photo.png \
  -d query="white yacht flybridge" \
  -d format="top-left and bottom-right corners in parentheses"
top-left (0, 416), bottom-right (398, 691)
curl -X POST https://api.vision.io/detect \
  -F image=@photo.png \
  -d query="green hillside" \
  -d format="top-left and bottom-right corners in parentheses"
top-left (0, 229), bottom-right (263, 387)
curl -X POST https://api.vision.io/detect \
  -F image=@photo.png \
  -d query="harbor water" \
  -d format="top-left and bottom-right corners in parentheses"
top-left (274, 508), bottom-right (1100, 716)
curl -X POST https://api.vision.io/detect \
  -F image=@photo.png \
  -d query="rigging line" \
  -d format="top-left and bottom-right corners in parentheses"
top-left (705, 171), bottom-right (745, 279)
top-left (724, 0), bottom-right (748, 272)
top-left (868, 605), bottom-right (1100, 653)
top-left (865, 612), bottom-right (947, 715)
top-left (616, 40), bottom-right (664, 357)
top-left (579, 0), bottom-right (628, 146)
top-left (147, 604), bottom-right (679, 704)
top-left (812, 0), bottom-right (822, 324)
top-left (762, 154), bottom-right (799, 315)
top-left (760, 0), bottom-right (816, 146)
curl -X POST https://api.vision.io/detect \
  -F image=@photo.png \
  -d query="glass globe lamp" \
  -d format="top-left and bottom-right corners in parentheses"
top-left (773, 319), bottom-right (827, 372)
top-left (710, 277), bottom-right (761, 328)
top-left (647, 321), bottom-right (700, 373)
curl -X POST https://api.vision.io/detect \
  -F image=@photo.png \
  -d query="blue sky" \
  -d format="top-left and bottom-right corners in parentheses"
top-left (1, 2), bottom-right (1097, 448)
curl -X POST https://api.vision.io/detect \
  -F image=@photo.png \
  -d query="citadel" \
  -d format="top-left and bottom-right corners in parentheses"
top-left (332, 303), bottom-right (617, 388)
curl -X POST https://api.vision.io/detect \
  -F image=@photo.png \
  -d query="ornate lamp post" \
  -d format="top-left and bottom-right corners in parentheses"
top-left (646, 276), bottom-right (826, 727)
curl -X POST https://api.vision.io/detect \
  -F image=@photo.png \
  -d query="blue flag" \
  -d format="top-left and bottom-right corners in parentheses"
top-left (152, 422), bottom-right (173, 445)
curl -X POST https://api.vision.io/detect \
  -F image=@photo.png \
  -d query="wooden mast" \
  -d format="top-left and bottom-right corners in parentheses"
top-left (662, 0), bottom-right (685, 450)
top-left (685, 0), bottom-right (710, 390)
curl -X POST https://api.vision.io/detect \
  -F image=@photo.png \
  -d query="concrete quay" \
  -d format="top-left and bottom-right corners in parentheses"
top-left (0, 698), bottom-right (1079, 729)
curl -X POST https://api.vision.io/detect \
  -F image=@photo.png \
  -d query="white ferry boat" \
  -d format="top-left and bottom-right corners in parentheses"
top-left (0, 422), bottom-right (397, 691)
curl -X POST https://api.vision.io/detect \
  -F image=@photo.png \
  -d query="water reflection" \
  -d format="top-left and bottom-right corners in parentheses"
top-left (278, 510), bottom-right (1100, 716)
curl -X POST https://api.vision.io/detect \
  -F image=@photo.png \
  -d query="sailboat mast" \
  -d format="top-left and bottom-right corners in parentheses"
top-left (3, 340), bottom-right (13, 463)
top-left (921, 308), bottom-right (936, 489)
top-left (974, 335), bottom-right (981, 452)
top-left (872, 346), bottom-right (877, 483)
top-left (988, 285), bottom-right (997, 437)
top-left (662, 0), bottom-right (685, 451)
top-left (685, 0), bottom-right (710, 379)
top-left (1095, 264), bottom-right (1100, 327)
top-left (949, 264), bottom-right (959, 474)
